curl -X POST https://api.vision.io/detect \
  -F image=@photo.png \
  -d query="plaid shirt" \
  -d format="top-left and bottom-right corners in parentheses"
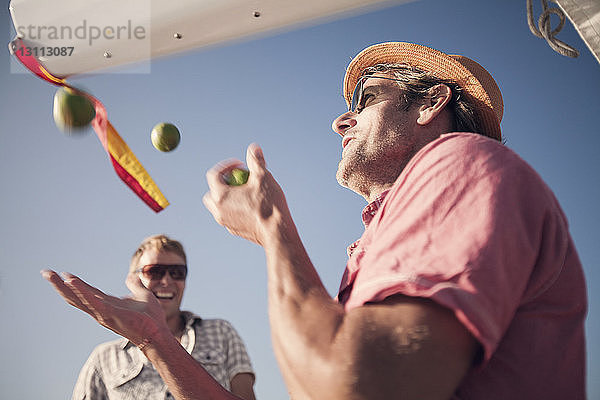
top-left (72, 312), bottom-right (254, 399)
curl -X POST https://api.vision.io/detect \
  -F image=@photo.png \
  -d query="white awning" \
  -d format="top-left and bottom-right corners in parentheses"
top-left (8, 0), bottom-right (406, 77)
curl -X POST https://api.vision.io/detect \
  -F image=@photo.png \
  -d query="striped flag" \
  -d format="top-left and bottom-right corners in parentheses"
top-left (10, 38), bottom-right (169, 212)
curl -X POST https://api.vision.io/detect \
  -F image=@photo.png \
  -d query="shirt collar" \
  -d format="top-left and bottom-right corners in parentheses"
top-left (347, 189), bottom-right (391, 258)
top-left (181, 311), bottom-right (203, 327)
top-left (361, 189), bottom-right (391, 227)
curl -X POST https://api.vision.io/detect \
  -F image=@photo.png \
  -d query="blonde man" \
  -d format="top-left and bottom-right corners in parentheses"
top-left (71, 235), bottom-right (256, 400)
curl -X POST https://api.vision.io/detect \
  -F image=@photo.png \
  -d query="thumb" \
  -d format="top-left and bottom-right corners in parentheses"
top-left (246, 143), bottom-right (266, 172)
top-left (126, 272), bottom-right (150, 297)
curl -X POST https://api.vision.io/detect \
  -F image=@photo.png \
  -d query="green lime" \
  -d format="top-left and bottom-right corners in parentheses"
top-left (53, 87), bottom-right (95, 133)
top-left (151, 122), bottom-right (181, 152)
top-left (225, 168), bottom-right (249, 186)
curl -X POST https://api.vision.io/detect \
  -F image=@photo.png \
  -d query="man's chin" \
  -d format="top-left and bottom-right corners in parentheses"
top-left (336, 162), bottom-right (359, 189)
top-left (335, 169), bottom-right (350, 188)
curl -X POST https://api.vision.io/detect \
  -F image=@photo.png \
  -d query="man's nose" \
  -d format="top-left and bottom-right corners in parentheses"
top-left (159, 272), bottom-right (174, 285)
top-left (332, 111), bottom-right (357, 136)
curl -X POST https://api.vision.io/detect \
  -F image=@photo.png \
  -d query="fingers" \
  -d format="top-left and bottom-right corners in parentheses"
top-left (125, 272), bottom-right (151, 297)
top-left (61, 274), bottom-right (116, 323)
top-left (42, 270), bottom-right (161, 342)
top-left (41, 270), bottom-right (82, 308)
top-left (41, 270), bottom-right (94, 315)
top-left (206, 158), bottom-right (243, 191)
top-left (65, 273), bottom-right (109, 300)
top-left (62, 275), bottom-right (146, 333)
top-left (203, 191), bottom-right (233, 228)
top-left (205, 145), bottom-right (266, 192)
top-left (203, 143), bottom-right (268, 231)
top-left (246, 143), bottom-right (266, 173)
top-left (202, 191), bottom-right (217, 218)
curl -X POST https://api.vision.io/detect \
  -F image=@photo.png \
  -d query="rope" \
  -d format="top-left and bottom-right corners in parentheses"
top-left (527, 0), bottom-right (579, 58)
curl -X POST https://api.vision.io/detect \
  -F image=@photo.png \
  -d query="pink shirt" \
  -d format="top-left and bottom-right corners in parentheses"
top-left (337, 133), bottom-right (587, 399)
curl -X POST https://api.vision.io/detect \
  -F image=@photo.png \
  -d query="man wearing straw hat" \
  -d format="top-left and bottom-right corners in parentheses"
top-left (43, 42), bottom-right (587, 399)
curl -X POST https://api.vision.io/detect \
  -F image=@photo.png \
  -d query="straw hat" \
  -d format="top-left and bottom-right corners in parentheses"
top-left (343, 42), bottom-right (503, 141)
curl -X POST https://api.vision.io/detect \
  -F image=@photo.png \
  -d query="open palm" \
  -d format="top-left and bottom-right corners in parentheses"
top-left (42, 270), bottom-right (167, 346)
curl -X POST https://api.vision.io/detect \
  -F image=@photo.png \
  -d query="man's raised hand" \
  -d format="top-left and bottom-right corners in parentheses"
top-left (203, 143), bottom-right (289, 246)
top-left (41, 270), bottom-right (168, 347)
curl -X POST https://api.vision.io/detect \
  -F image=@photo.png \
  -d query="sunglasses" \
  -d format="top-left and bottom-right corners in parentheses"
top-left (350, 75), bottom-right (406, 113)
top-left (135, 264), bottom-right (188, 281)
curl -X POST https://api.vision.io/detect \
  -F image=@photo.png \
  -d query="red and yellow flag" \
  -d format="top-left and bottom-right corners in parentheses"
top-left (10, 39), bottom-right (168, 212)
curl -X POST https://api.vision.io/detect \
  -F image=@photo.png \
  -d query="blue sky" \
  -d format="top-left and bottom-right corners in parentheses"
top-left (1, 0), bottom-right (599, 399)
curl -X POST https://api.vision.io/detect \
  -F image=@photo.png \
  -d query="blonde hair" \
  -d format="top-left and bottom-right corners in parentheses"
top-left (129, 234), bottom-right (187, 272)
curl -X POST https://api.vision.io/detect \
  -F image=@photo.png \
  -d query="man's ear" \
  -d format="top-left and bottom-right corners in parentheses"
top-left (416, 84), bottom-right (452, 126)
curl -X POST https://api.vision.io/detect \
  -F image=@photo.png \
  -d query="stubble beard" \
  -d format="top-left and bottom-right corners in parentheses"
top-left (336, 139), bottom-right (411, 199)
top-left (336, 148), bottom-right (382, 197)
